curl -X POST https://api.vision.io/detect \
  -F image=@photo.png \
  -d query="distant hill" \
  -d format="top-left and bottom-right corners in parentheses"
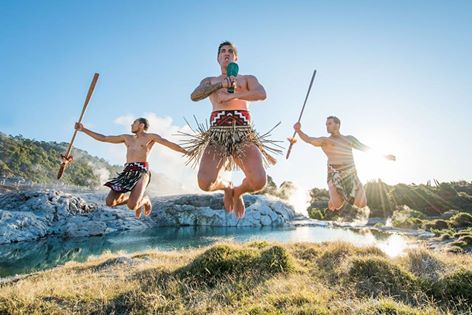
top-left (0, 132), bottom-right (121, 188)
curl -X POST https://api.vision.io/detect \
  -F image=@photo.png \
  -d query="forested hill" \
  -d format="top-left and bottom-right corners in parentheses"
top-left (0, 132), bottom-right (121, 188)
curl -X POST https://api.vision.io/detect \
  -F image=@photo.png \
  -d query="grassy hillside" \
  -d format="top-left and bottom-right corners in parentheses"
top-left (0, 132), bottom-right (121, 188)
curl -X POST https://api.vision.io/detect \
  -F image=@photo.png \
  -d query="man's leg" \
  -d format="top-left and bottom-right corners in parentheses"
top-left (353, 184), bottom-right (367, 208)
top-left (233, 144), bottom-right (267, 218)
top-left (127, 173), bottom-right (151, 218)
top-left (105, 190), bottom-right (128, 207)
top-left (327, 180), bottom-right (345, 211)
top-left (198, 145), bottom-right (234, 212)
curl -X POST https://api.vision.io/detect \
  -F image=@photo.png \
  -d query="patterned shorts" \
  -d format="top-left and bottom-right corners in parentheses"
top-left (327, 163), bottom-right (362, 205)
top-left (104, 162), bottom-right (151, 193)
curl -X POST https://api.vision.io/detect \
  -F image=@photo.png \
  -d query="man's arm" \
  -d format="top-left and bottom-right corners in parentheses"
top-left (75, 123), bottom-right (126, 144)
top-left (191, 77), bottom-right (231, 102)
top-left (347, 135), bottom-right (370, 152)
top-left (293, 122), bottom-right (326, 147)
top-left (234, 75), bottom-right (266, 101)
top-left (151, 134), bottom-right (187, 154)
top-left (348, 135), bottom-right (396, 161)
top-left (218, 75), bottom-right (266, 104)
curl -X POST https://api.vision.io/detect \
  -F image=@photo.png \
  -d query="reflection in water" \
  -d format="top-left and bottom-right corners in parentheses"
top-left (0, 226), bottom-right (414, 278)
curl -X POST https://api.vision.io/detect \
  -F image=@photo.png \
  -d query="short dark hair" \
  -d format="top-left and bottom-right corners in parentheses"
top-left (136, 117), bottom-right (149, 130)
top-left (218, 41), bottom-right (238, 56)
top-left (327, 116), bottom-right (341, 125)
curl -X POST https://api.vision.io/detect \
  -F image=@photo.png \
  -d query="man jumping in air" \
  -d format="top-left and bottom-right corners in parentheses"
top-left (185, 41), bottom-right (281, 218)
top-left (291, 116), bottom-right (396, 211)
top-left (74, 118), bottom-right (187, 218)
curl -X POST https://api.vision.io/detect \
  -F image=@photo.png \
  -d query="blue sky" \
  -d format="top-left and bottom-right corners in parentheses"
top-left (1, 0), bottom-right (471, 190)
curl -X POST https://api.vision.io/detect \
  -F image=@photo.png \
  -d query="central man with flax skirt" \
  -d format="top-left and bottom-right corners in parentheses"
top-left (185, 41), bottom-right (281, 218)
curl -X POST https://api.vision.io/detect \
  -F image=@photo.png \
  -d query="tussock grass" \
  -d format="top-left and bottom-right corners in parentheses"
top-left (0, 241), bottom-right (471, 314)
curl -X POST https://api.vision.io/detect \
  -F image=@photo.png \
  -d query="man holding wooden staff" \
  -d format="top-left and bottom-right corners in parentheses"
top-left (290, 117), bottom-right (396, 211)
top-left (74, 118), bottom-right (187, 218)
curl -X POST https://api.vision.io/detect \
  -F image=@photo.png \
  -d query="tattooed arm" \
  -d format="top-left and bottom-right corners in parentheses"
top-left (190, 77), bottom-right (230, 102)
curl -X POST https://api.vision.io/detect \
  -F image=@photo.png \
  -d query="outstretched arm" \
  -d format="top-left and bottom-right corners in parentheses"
top-left (292, 122), bottom-right (326, 147)
top-left (191, 77), bottom-right (231, 102)
top-left (75, 123), bottom-right (126, 143)
top-left (151, 134), bottom-right (187, 154)
top-left (348, 135), bottom-right (370, 152)
top-left (348, 135), bottom-right (396, 161)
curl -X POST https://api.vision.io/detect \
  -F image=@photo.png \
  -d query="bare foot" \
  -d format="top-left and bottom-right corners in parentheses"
top-left (232, 187), bottom-right (246, 219)
top-left (328, 200), bottom-right (345, 212)
top-left (135, 207), bottom-right (142, 219)
top-left (143, 196), bottom-right (152, 216)
top-left (223, 183), bottom-right (234, 213)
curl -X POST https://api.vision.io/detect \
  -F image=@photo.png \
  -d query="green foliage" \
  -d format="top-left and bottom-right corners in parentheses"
top-left (390, 182), bottom-right (472, 215)
top-left (259, 245), bottom-right (295, 273)
top-left (305, 179), bottom-right (472, 221)
top-left (307, 207), bottom-right (338, 221)
top-left (256, 176), bottom-right (297, 201)
top-left (450, 235), bottom-right (472, 249)
top-left (1, 241), bottom-right (471, 314)
top-left (267, 171), bottom-right (472, 221)
top-left (359, 298), bottom-right (430, 315)
top-left (347, 256), bottom-right (419, 299)
top-left (177, 244), bottom-right (295, 286)
top-left (365, 180), bottom-right (394, 217)
top-left (404, 249), bottom-right (445, 281)
top-left (422, 219), bottom-right (451, 231)
top-left (429, 269), bottom-right (472, 304)
top-left (0, 133), bottom-right (120, 188)
top-left (391, 209), bottom-right (425, 229)
top-left (449, 212), bottom-right (472, 228)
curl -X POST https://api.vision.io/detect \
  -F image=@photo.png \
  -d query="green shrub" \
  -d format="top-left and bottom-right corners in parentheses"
top-left (347, 256), bottom-right (418, 299)
top-left (405, 249), bottom-right (445, 281)
top-left (449, 213), bottom-right (472, 228)
top-left (422, 219), bottom-right (450, 231)
top-left (260, 245), bottom-right (295, 273)
top-left (430, 269), bottom-right (472, 304)
top-left (177, 244), bottom-right (294, 286)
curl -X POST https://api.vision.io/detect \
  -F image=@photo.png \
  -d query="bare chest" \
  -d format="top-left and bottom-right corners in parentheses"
top-left (213, 76), bottom-right (248, 93)
top-left (126, 137), bottom-right (153, 152)
top-left (322, 138), bottom-right (353, 156)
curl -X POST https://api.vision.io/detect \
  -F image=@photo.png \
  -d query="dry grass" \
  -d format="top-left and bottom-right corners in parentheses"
top-left (0, 241), bottom-right (471, 314)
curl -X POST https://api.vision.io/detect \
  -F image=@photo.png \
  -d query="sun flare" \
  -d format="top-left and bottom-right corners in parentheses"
top-left (354, 134), bottom-right (407, 184)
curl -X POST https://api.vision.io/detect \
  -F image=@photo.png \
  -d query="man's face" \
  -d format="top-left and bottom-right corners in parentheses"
top-left (131, 120), bottom-right (143, 133)
top-left (326, 119), bottom-right (339, 134)
top-left (217, 45), bottom-right (238, 67)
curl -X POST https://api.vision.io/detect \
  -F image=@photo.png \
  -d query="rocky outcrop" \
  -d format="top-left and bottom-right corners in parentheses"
top-left (0, 190), bottom-right (298, 244)
top-left (152, 194), bottom-right (296, 227)
top-left (0, 190), bottom-right (152, 244)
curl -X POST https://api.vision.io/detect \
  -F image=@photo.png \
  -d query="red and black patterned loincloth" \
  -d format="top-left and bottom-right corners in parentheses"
top-left (180, 110), bottom-right (282, 171)
top-left (210, 109), bottom-right (251, 126)
top-left (104, 162), bottom-right (151, 193)
top-left (327, 163), bottom-right (362, 205)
